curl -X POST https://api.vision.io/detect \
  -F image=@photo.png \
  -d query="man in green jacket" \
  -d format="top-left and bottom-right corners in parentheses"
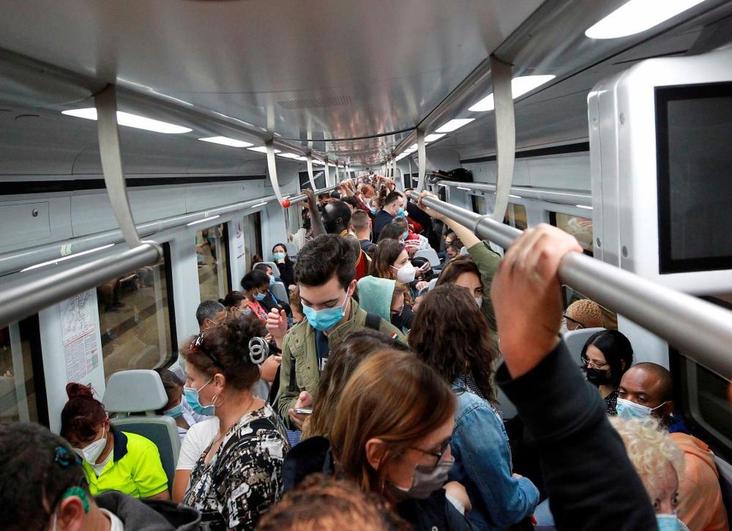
top-left (267, 234), bottom-right (405, 429)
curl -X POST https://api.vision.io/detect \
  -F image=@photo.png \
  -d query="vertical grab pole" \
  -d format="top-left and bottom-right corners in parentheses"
top-left (306, 154), bottom-right (317, 191)
top-left (490, 55), bottom-right (516, 222)
top-left (415, 128), bottom-right (427, 192)
top-left (95, 85), bottom-right (142, 248)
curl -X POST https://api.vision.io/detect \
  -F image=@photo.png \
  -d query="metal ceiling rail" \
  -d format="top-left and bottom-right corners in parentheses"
top-left (438, 180), bottom-right (592, 207)
top-left (407, 191), bottom-right (732, 379)
top-left (0, 195), bottom-right (277, 277)
top-left (0, 243), bottom-right (161, 328)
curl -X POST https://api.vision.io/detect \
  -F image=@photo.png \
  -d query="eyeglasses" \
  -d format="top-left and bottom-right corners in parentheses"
top-left (409, 437), bottom-right (452, 467)
top-left (562, 314), bottom-right (586, 329)
top-left (581, 356), bottom-right (609, 370)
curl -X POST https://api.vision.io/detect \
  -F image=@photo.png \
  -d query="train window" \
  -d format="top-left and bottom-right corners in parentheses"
top-left (97, 244), bottom-right (176, 379)
top-left (196, 224), bottom-right (231, 301)
top-left (471, 194), bottom-right (487, 214)
top-left (550, 212), bottom-right (593, 255)
top-left (0, 316), bottom-right (46, 424)
top-left (504, 203), bottom-right (528, 230)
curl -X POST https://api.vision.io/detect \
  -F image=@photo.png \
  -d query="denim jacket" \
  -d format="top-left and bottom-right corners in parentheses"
top-left (449, 379), bottom-right (540, 530)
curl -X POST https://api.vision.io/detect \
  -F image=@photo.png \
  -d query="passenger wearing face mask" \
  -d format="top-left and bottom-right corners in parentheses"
top-left (580, 330), bottom-right (633, 415)
top-left (271, 243), bottom-right (295, 291)
top-left (410, 286), bottom-right (540, 530)
top-left (156, 368), bottom-right (205, 442)
top-left (303, 349), bottom-right (472, 530)
top-left (60, 383), bottom-right (169, 500)
top-left (611, 417), bottom-right (690, 531)
top-left (420, 192), bottom-right (501, 332)
top-left (357, 276), bottom-right (414, 333)
top-left (267, 235), bottom-right (405, 430)
top-left (373, 191), bottom-right (405, 242)
top-left (618, 364), bottom-right (729, 531)
top-left (0, 422), bottom-right (200, 531)
top-left (370, 238), bottom-right (417, 285)
top-left (182, 312), bottom-right (290, 529)
top-left (239, 270), bottom-right (271, 323)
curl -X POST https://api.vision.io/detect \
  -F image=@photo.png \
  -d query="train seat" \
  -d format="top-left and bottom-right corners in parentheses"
top-left (103, 369), bottom-right (180, 491)
top-left (256, 261), bottom-right (281, 279)
top-left (414, 248), bottom-right (441, 267)
top-left (562, 327), bottom-right (605, 364)
top-left (271, 281), bottom-right (289, 304)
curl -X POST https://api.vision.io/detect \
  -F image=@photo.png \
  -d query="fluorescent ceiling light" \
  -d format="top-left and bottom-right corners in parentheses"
top-left (425, 133), bottom-right (446, 143)
top-left (187, 215), bottom-right (221, 227)
top-left (61, 108), bottom-right (191, 134)
top-left (395, 152), bottom-right (411, 161)
top-left (278, 153), bottom-right (307, 161)
top-left (469, 75), bottom-right (556, 112)
top-left (509, 194), bottom-right (523, 199)
top-left (585, 0), bottom-right (706, 39)
top-left (21, 243), bottom-right (116, 272)
top-left (435, 118), bottom-right (474, 133)
top-left (198, 136), bottom-right (253, 148)
top-left (576, 204), bottom-right (593, 210)
top-left (248, 146), bottom-right (281, 154)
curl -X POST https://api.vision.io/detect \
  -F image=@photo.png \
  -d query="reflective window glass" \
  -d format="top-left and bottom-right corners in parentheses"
top-left (551, 212), bottom-right (593, 254)
top-left (196, 224), bottom-right (230, 301)
top-left (504, 203), bottom-right (528, 230)
top-left (97, 246), bottom-right (174, 379)
top-left (0, 316), bottom-right (43, 423)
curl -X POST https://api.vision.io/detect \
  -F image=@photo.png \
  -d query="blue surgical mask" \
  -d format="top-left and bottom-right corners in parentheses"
top-left (273, 252), bottom-right (286, 261)
top-left (163, 403), bottom-right (184, 418)
top-left (269, 275), bottom-right (276, 287)
top-left (370, 207), bottom-right (378, 215)
top-left (302, 293), bottom-right (349, 332)
top-left (616, 397), bottom-right (667, 420)
top-left (183, 381), bottom-right (215, 416)
top-left (255, 292), bottom-right (268, 301)
top-left (656, 514), bottom-right (683, 531)
top-left (401, 231), bottom-right (409, 241)
top-left (396, 207), bottom-right (406, 218)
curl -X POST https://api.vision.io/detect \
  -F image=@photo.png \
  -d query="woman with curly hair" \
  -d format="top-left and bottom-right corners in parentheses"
top-left (409, 284), bottom-right (540, 530)
top-left (182, 311), bottom-right (290, 529)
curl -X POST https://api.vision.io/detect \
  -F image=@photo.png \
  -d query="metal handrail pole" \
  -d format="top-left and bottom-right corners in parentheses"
top-left (437, 180), bottom-right (592, 207)
top-left (0, 243), bottom-right (161, 328)
top-left (409, 191), bottom-right (732, 379)
top-left (287, 185), bottom-right (342, 205)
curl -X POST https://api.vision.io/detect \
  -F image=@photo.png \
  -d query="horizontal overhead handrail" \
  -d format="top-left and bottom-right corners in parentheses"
top-left (0, 243), bottom-right (162, 328)
top-left (286, 185), bottom-right (342, 206)
top-left (407, 191), bottom-right (732, 380)
top-left (438, 180), bottom-right (592, 207)
top-left (0, 195), bottom-right (276, 277)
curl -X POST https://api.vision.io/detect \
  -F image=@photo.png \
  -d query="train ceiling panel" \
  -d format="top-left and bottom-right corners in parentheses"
top-left (0, 0), bottom-right (542, 165)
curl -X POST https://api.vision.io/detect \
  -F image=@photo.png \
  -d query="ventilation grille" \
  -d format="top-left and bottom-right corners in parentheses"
top-left (278, 95), bottom-right (352, 110)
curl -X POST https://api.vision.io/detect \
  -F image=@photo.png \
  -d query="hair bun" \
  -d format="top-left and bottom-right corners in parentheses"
top-left (65, 382), bottom-right (94, 400)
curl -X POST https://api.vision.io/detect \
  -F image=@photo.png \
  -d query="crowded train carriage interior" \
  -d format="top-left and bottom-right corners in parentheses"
top-left (0, 0), bottom-right (731, 529)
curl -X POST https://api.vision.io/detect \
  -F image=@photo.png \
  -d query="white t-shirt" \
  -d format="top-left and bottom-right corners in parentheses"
top-left (176, 417), bottom-right (219, 471)
top-left (100, 508), bottom-right (125, 531)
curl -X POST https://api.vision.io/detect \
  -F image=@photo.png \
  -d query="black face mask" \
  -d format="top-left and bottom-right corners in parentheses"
top-left (584, 367), bottom-right (612, 386)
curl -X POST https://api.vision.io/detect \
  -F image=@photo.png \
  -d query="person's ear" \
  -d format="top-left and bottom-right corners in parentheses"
top-left (365, 438), bottom-right (389, 471)
top-left (56, 496), bottom-right (87, 531)
top-left (348, 279), bottom-right (357, 295)
top-left (660, 400), bottom-right (675, 419)
top-left (212, 372), bottom-right (226, 391)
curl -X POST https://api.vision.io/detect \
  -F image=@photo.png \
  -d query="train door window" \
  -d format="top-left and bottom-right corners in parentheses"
top-left (504, 203), bottom-right (528, 230)
top-left (196, 223), bottom-right (230, 301)
top-left (243, 212), bottom-right (264, 271)
top-left (550, 212), bottom-right (593, 256)
top-left (0, 316), bottom-right (45, 424)
top-left (471, 194), bottom-right (486, 214)
top-left (97, 243), bottom-right (176, 379)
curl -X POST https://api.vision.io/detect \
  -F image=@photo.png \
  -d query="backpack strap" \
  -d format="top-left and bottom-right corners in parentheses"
top-left (365, 312), bottom-right (382, 331)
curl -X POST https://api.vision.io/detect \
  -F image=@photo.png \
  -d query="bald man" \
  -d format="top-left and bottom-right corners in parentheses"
top-left (618, 364), bottom-right (728, 531)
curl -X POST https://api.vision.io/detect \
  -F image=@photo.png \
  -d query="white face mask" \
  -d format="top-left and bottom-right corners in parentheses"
top-left (74, 428), bottom-right (107, 464)
top-left (393, 263), bottom-right (416, 283)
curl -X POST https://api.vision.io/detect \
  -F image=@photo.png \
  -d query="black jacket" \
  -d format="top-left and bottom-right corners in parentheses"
top-left (276, 260), bottom-right (295, 292)
top-left (372, 209), bottom-right (395, 242)
top-left (95, 491), bottom-right (200, 530)
top-left (496, 342), bottom-right (657, 531)
top-left (283, 436), bottom-right (471, 531)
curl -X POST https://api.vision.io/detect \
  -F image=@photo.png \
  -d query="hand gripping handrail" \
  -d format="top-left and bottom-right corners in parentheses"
top-left (408, 191), bottom-right (732, 379)
top-left (286, 185), bottom-right (341, 206)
